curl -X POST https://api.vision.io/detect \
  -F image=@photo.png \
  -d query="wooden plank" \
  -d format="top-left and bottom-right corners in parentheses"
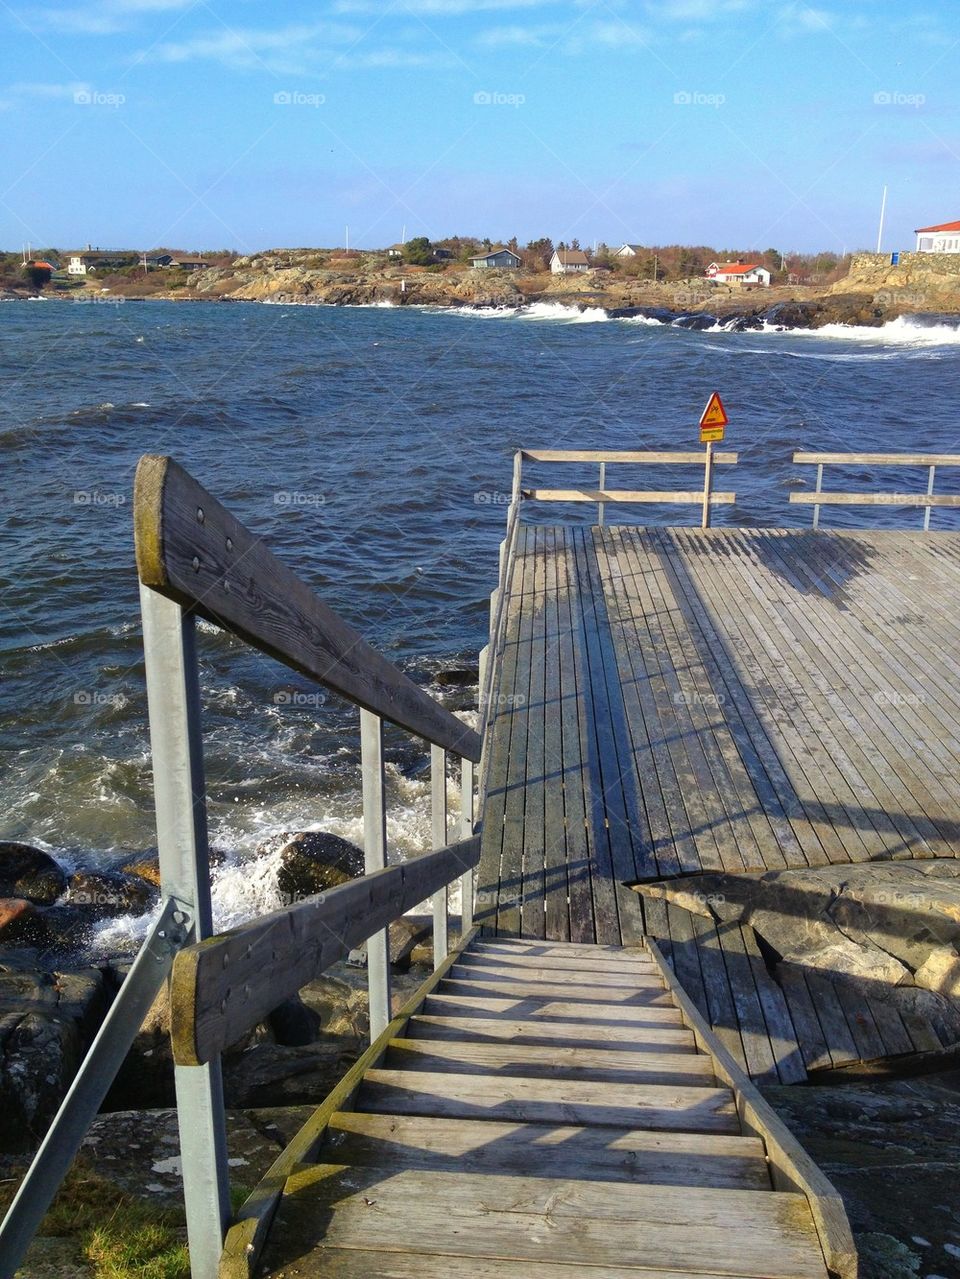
top-left (406, 1015), bottom-right (696, 1051)
top-left (358, 1070), bottom-right (740, 1132)
top-left (522, 449), bottom-right (738, 464)
top-left (271, 1167), bottom-right (826, 1279)
top-left (738, 927), bottom-right (807, 1085)
top-left (519, 525), bottom-right (547, 938)
top-left (462, 948), bottom-right (654, 972)
top-left (793, 451), bottom-right (960, 466)
top-left (384, 1038), bottom-right (716, 1085)
top-left (713, 922), bottom-right (780, 1084)
top-left (524, 488), bottom-right (736, 505)
top-left (790, 491), bottom-right (960, 508)
top-left (421, 993), bottom-right (686, 1025)
top-left (255, 1250), bottom-right (792, 1279)
top-left (170, 837), bottom-right (481, 1065)
top-left (470, 940), bottom-right (648, 960)
top-left (321, 1111), bottom-right (770, 1189)
top-left (447, 962), bottom-right (665, 988)
top-left (646, 940), bottom-right (857, 1279)
top-left (801, 971), bottom-right (860, 1068)
top-left (541, 527), bottom-right (571, 941)
top-left (688, 913), bottom-right (750, 1073)
top-left (436, 977), bottom-right (674, 1004)
top-left (776, 966), bottom-right (833, 1073)
top-left (133, 455), bottom-right (480, 761)
top-left (216, 926), bottom-right (479, 1279)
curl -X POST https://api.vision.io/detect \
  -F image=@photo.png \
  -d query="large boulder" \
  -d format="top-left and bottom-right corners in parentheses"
top-left (0, 842), bottom-right (66, 905)
top-left (65, 871), bottom-right (156, 916)
top-left (261, 831), bottom-right (365, 901)
top-left (914, 946), bottom-right (960, 1000)
top-left (0, 898), bottom-right (50, 946)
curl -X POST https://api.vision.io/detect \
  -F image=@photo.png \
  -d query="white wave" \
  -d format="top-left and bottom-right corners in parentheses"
top-left (441, 304), bottom-right (521, 319)
top-left (764, 315), bottom-right (960, 345)
top-left (519, 301), bottom-right (609, 323)
top-left (621, 315), bottom-right (665, 327)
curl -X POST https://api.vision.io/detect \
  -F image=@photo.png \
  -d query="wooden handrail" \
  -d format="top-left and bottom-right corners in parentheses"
top-left (791, 451), bottom-right (960, 531)
top-left (134, 455), bottom-right (481, 762)
top-left (170, 835), bottom-right (481, 1066)
top-left (521, 449), bottom-right (739, 464)
top-left (523, 488), bottom-right (736, 505)
top-left (646, 940), bottom-right (857, 1279)
top-left (793, 451), bottom-right (960, 466)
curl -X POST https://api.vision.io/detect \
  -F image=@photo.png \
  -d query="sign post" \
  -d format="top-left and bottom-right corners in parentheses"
top-left (698, 392), bottom-right (728, 529)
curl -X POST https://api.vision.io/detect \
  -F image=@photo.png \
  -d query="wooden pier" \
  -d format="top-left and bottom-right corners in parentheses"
top-left (13, 448), bottom-right (960, 1278)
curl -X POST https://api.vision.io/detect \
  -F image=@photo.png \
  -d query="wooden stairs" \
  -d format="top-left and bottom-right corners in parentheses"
top-left (234, 934), bottom-right (855, 1279)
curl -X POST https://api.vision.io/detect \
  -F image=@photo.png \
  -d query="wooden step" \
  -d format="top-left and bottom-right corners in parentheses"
top-left (259, 1249), bottom-right (796, 1279)
top-left (449, 962), bottom-right (663, 989)
top-left (465, 948), bottom-right (654, 973)
top-left (473, 941), bottom-right (648, 960)
top-left (438, 977), bottom-right (673, 1004)
top-left (407, 1014), bottom-right (697, 1052)
top-left (422, 993), bottom-right (685, 1025)
top-left (384, 1038), bottom-right (715, 1086)
top-left (358, 1069), bottom-right (740, 1132)
top-left (322, 1111), bottom-right (771, 1189)
top-left (267, 1166), bottom-right (828, 1278)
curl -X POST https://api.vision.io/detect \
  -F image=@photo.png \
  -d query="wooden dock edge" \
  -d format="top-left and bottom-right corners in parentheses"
top-left (217, 925), bottom-right (479, 1279)
top-left (645, 939), bottom-right (858, 1279)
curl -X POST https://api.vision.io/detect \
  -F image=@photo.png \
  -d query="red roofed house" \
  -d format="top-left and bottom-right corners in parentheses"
top-left (915, 220), bottom-right (960, 252)
top-left (706, 261), bottom-right (771, 287)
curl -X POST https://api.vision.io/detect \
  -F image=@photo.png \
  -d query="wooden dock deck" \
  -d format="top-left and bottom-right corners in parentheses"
top-left (479, 524), bottom-right (960, 936)
top-left (477, 524), bottom-right (960, 1081)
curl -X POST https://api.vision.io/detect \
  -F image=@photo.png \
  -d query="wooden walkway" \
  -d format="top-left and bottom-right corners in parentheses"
top-left (477, 524), bottom-right (960, 1082)
top-left (256, 936), bottom-right (847, 1279)
top-left (479, 524), bottom-right (960, 943)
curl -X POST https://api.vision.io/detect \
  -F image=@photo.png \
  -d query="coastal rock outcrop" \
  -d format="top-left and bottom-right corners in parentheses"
top-left (0, 842), bottom-right (67, 905)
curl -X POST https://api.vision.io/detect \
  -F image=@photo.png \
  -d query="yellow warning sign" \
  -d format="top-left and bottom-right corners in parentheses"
top-left (699, 391), bottom-right (728, 443)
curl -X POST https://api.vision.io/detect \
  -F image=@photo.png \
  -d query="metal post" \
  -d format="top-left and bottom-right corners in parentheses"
top-left (598, 461), bottom-right (606, 527)
top-left (701, 441), bottom-right (714, 529)
top-left (460, 757), bottom-right (475, 934)
top-left (139, 585), bottom-right (229, 1279)
top-left (0, 901), bottom-right (185, 1279)
top-left (360, 709), bottom-right (391, 1039)
top-left (812, 462), bottom-right (823, 530)
top-left (924, 464), bottom-right (936, 532)
top-left (431, 743), bottom-right (449, 966)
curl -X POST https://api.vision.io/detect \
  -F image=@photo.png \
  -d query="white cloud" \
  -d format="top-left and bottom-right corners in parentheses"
top-left (6, 79), bottom-right (91, 98)
top-left (478, 18), bottom-right (650, 51)
top-left (333, 0), bottom-right (556, 12)
top-left (31, 0), bottom-right (200, 36)
top-left (145, 22), bottom-right (363, 72)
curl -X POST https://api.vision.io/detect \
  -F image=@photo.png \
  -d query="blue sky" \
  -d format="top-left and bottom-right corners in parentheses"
top-left (1, 0), bottom-right (958, 253)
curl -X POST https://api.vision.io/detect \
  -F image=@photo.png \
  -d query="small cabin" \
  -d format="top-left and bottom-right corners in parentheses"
top-left (706, 261), bottom-right (771, 287)
top-left (615, 243), bottom-right (644, 258)
top-left (915, 220), bottom-right (960, 252)
top-left (470, 247), bottom-right (521, 269)
top-left (551, 249), bottom-right (590, 274)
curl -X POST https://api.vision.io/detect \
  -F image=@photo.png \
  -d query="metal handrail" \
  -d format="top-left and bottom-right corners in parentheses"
top-left (791, 451), bottom-right (960, 530)
top-left (0, 455), bottom-right (482, 1279)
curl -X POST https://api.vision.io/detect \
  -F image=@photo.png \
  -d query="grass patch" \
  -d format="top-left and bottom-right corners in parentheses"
top-left (3, 1162), bottom-right (189, 1279)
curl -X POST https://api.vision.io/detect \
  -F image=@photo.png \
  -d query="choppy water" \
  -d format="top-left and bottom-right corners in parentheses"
top-left (3, 298), bottom-right (959, 949)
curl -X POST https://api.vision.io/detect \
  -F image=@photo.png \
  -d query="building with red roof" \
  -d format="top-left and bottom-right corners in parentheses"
top-left (705, 261), bottom-right (771, 286)
top-left (915, 221), bottom-right (960, 252)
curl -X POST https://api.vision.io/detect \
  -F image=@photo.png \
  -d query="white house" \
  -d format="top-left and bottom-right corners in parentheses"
top-left (705, 261), bottom-right (771, 287)
top-left (66, 255), bottom-right (88, 276)
top-left (615, 243), bottom-right (644, 258)
top-left (551, 248), bottom-right (590, 274)
top-left (915, 220), bottom-right (960, 252)
top-left (470, 246), bottom-right (521, 269)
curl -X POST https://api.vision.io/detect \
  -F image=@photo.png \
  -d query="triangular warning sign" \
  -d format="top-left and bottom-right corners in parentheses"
top-left (699, 391), bottom-right (729, 428)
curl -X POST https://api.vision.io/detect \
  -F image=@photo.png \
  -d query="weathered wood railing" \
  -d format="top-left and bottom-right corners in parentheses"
top-left (516, 447), bottom-right (738, 529)
top-left (0, 455), bottom-right (482, 1279)
top-left (791, 451), bottom-right (960, 530)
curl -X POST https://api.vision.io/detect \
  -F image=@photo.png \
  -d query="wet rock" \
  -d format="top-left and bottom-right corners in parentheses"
top-left (267, 995), bottom-right (322, 1046)
top-left (858, 1233), bottom-right (922, 1278)
top-left (0, 843), bottom-right (66, 906)
top-left (260, 831), bottom-right (365, 900)
top-left (434, 667), bottom-right (478, 687)
top-left (389, 917), bottom-right (432, 971)
top-left (222, 1042), bottom-right (351, 1108)
top-left (65, 871), bottom-right (156, 916)
top-left (120, 846), bottom-right (226, 888)
top-left (0, 1010), bottom-right (80, 1147)
top-left (0, 899), bottom-right (50, 946)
